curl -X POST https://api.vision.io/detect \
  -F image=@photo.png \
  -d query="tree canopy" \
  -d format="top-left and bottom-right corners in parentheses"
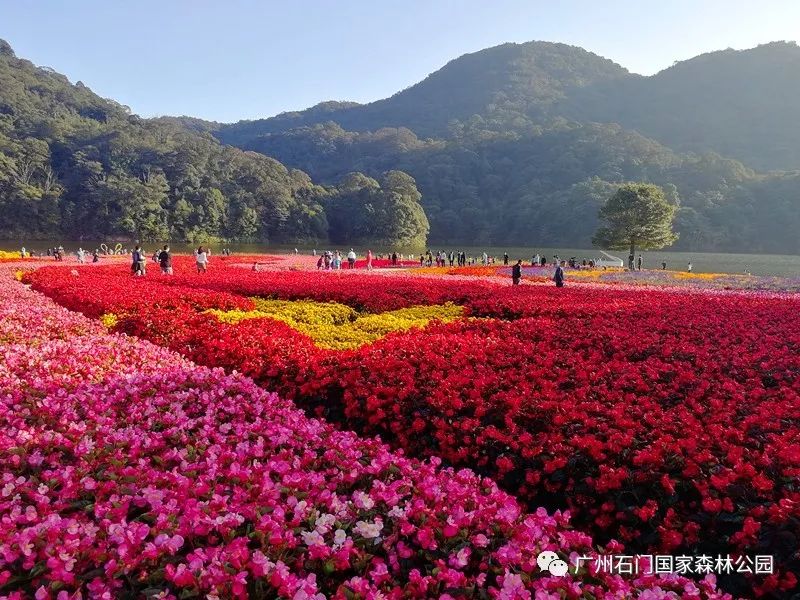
top-left (0, 40), bottom-right (430, 246)
top-left (592, 183), bottom-right (678, 258)
top-left (327, 171), bottom-right (429, 248)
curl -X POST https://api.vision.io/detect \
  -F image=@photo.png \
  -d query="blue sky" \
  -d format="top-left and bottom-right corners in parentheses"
top-left (2, 0), bottom-right (798, 122)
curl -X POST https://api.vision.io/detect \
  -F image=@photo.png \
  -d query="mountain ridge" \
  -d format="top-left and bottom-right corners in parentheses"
top-left (2, 38), bottom-right (800, 253)
top-left (216, 40), bottom-right (800, 172)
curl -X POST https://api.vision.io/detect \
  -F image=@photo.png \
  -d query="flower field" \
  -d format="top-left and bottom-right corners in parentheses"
top-left (7, 255), bottom-right (800, 598)
top-left (1, 264), bottom-right (745, 599)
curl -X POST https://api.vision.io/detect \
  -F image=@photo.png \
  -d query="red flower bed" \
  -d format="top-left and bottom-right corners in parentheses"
top-left (312, 312), bottom-right (800, 596)
top-left (26, 261), bottom-right (800, 597)
top-left (9, 272), bottom-right (730, 599)
top-left (26, 266), bottom-right (253, 318)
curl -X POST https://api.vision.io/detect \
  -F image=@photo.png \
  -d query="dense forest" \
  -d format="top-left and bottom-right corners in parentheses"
top-left (214, 41), bottom-right (800, 254)
top-left (2, 38), bottom-right (800, 253)
top-left (0, 40), bottom-right (427, 246)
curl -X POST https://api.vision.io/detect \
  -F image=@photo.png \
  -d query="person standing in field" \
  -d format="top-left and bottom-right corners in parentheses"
top-left (512, 259), bottom-right (522, 285)
top-left (347, 248), bottom-right (357, 269)
top-left (131, 245), bottom-right (144, 276)
top-left (503, 252), bottom-right (509, 266)
top-left (196, 246), bottom-right (209, 273)
top-left (637, 254), bottom-right (643, 271)
top-left (158, 245), bottom-right (173, 275)
top-left (662, 261), bottom-right (667, 270)
top-left (554, 261), bottom-right (566, 288)
top-left (687, 261), bottom-right (693, 273)
top-left (366, 249), bottom-right (373, 270)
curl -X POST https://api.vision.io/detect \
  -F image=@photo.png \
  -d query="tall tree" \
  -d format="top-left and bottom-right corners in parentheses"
top-left (592, 183), bottom-right (678, 265)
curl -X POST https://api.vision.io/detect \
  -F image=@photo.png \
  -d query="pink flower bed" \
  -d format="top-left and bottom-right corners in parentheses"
top-left (0, 271), bottom-right (730, 598)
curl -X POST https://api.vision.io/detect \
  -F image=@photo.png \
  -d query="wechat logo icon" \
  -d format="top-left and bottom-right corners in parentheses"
top-left (537, 550), bottom-right (569, 577)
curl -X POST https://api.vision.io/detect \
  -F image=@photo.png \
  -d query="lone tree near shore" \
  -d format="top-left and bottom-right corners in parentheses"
top-left (593, 183), bottom-right (678, 267)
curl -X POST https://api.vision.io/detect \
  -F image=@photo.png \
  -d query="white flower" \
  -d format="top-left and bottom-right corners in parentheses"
top-left (353, 520), bottom-right (383, 539)
top-left (353, 491), bottom-right (375, 510)
top-left (301, 530), bottom-right (325, 546)
top-left (315, 513), bottom-right (336, 533)
top-left (333, 528), bottom-right (347, 547)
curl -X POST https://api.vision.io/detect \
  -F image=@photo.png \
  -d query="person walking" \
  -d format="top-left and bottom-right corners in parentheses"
top-left (196, 246), bottom-right (209, 273)
top-left (554, 261), bottom-right (566, 288)
top-left (131, 245), bottom-right (145, 276)
top-left (92, 249), bottom-right (99, 263)
top-left (158, 245), bottom-right (173, 275)
top-left (662, 261), bottom-right (667, 270)
top-left (512, 259), bottom-right (522, 285)
top-left (366, 249), bottom-right (373, 270)
top-left (347, 248), bottom-right (357, 269)
top-left (503, 252), bottom-right (509, 266)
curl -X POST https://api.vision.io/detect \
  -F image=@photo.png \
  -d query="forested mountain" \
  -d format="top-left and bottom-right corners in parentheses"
top-left (3, 37), bottom-right (800, 253)
top-left (213, 40), bottom-right (800, 253)
top-left (568, 41), bottom-right (800, 171)
top-left (218, 42), bottom-right (628, 143)
top-left (216, 41), bottom-right (800, 172)
top-left (0, 40), bottom-right (427, 245)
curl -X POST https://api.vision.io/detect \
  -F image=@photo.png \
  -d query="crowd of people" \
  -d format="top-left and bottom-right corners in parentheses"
top-left (315, 248), bottom-right (364, 270)
top-left (14, 243), bottom-right (703, 287)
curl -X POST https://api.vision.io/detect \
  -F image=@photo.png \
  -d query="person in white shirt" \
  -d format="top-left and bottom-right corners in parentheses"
top-left (196, 246), bottom-right (209, 273)
top-left (347, 249), bottom-right (357, 269)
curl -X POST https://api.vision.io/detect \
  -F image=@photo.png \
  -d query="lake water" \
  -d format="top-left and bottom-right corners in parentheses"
top-left (5, 241), bottom-right (800, 277)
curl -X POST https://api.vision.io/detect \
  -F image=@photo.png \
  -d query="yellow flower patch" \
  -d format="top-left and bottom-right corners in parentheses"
top-left (250, 298), bottom-right (357, 325)
top-left (99, 313), bottom-right (119, 328)
top-left (671, 271), bottom-right (727, 280)
top-left (206, 300), bottom-right (464, 350)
